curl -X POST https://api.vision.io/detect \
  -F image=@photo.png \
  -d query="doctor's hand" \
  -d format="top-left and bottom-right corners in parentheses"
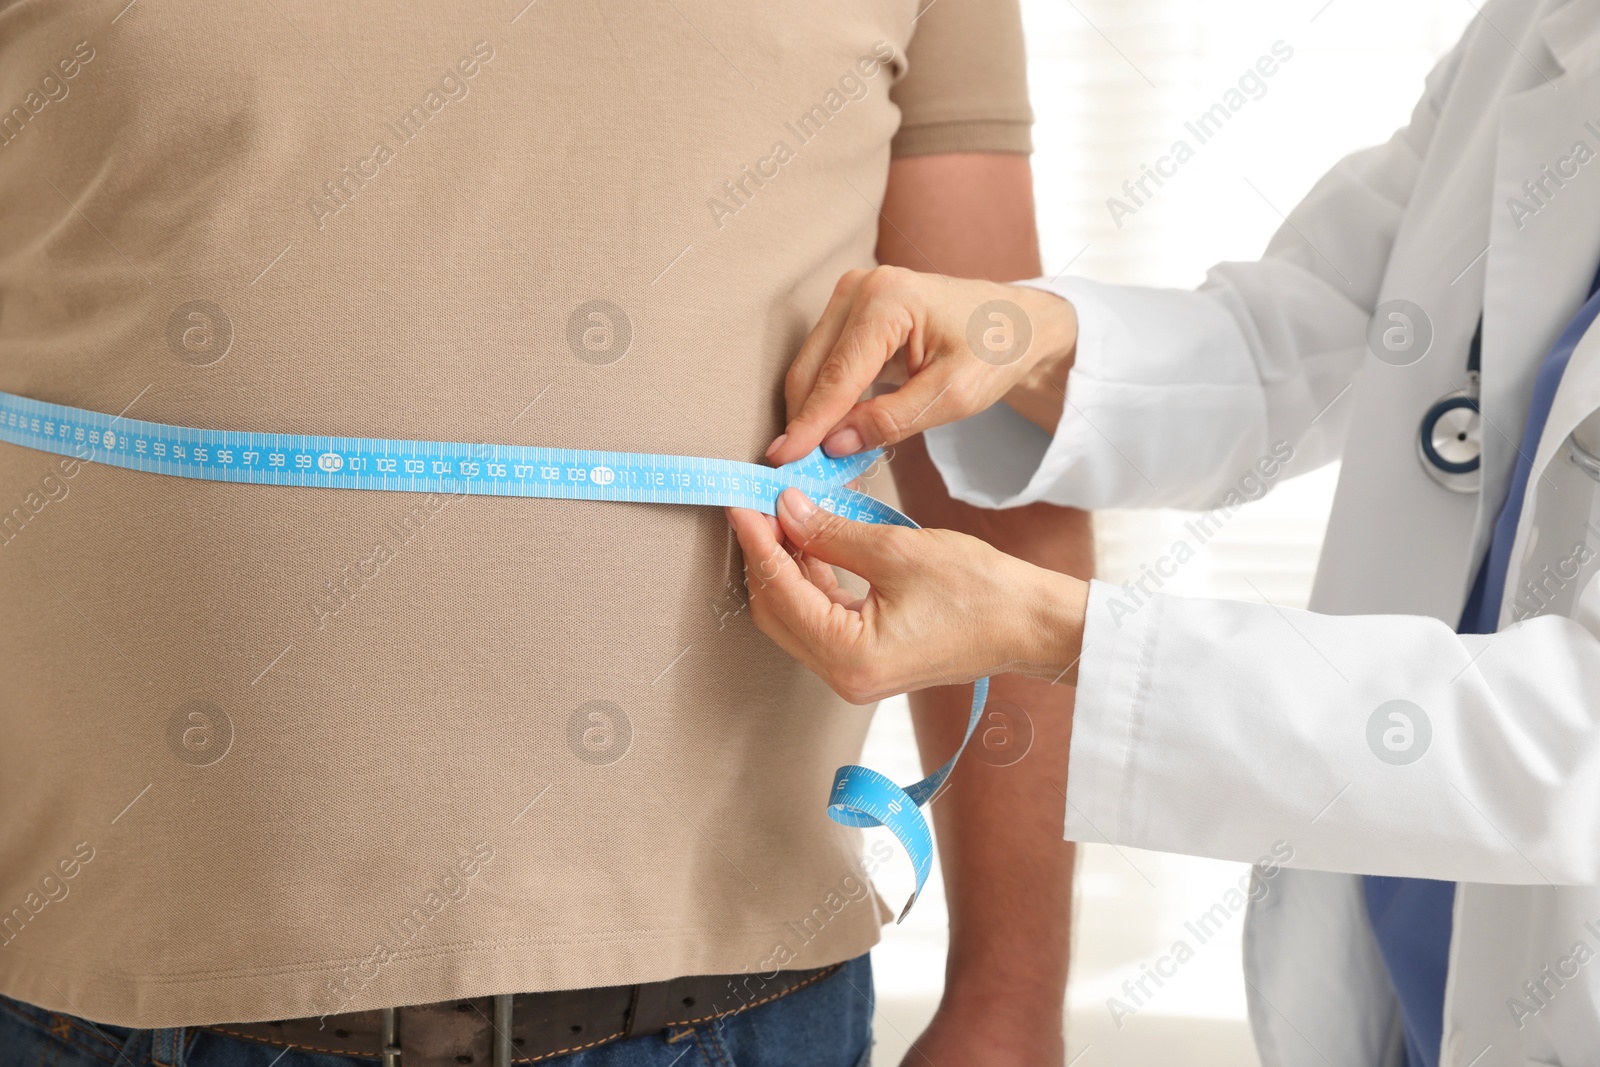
top-left (764, 266), bottom-right (1079, 467)
top-left (727, 489), bottom-right (1088, 700)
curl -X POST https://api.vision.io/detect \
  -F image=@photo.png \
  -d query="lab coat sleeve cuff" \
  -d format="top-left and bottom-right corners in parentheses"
top-left (1061, 578), bottom-right (1158, 845)
top-left (921, 276), bottom-right (1120, 512)
top-left (923, 276), bottom-right (1266, 511)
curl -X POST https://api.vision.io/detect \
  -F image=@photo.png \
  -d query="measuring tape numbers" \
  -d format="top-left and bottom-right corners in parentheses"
top-left (0, 389), bottom-right (988, 918)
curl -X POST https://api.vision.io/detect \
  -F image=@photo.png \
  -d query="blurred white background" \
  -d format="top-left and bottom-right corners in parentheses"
top-left (860, 0), bottom-right (1476, 1062)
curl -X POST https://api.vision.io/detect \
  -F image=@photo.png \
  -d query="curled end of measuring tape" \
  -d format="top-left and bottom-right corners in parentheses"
top-left (827, 679), bottom-right (991, 922)
top-left (827, 764), bottom-right (934, 924)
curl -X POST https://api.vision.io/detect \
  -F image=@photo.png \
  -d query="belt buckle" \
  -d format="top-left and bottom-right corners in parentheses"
top-left (380, 997), bottom-right (514, 1067)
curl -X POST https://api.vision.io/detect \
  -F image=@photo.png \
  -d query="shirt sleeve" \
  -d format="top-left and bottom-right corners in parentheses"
top-left (889, 0), bottom-right (1034, 158)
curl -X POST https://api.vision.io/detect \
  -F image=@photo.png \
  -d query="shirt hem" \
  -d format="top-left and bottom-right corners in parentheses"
top-left (0, 911), bottom-right (885, 1029)
top-left (890, 119), bottom-right (1033, 158)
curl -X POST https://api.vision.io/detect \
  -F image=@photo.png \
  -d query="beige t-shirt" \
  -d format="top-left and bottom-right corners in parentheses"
top-left (0, 0), bottom-right (1030, 1028)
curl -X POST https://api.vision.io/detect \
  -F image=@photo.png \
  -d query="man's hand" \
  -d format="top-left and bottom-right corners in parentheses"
top-left (764, 267), bottom-right (1078, 466)
top-left (725, 489), bottom-right (1087, 699)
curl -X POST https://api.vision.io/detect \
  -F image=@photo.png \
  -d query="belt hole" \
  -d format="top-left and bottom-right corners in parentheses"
top-left (334, 1028), bottom-right (350, 1038)
top-left (682, 996), bottom-right (696, 1007)
top-left (570, 1024), bottom-right (583, 1034)
top-left (457, 1002), bottom-right (474, 1013)
top-left (456, 1057), bottom-right (474, 1064)
top-left (513, 1038), bottom-right (526, 1047)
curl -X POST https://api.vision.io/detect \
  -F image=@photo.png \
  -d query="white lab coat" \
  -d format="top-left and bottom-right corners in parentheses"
top-left (924, 1), bottom-right (1600, 1064)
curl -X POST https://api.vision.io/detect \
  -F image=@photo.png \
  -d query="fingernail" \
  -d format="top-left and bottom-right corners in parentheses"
top-left (764, 433), bottom-right (788, 459)
top-left (780, 488), bottom-right (817, 521)
top-left (822, 427), bottom-right (863, 457)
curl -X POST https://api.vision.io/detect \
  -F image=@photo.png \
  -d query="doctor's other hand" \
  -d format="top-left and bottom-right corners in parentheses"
top-left (765, 266), bottom-right (1078, 467)
top-left (726, 489), bottom-right (1088, 700)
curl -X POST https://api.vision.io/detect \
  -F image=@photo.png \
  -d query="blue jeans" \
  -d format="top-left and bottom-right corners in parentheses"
top-left (0, 955), bottom-right (873, 1067)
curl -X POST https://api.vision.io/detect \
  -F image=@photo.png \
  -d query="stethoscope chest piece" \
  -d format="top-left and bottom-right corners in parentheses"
top-left (1418, 388), bottom-right (1482, 493)
top-left (1416, 316), bottom-right (1483, 494)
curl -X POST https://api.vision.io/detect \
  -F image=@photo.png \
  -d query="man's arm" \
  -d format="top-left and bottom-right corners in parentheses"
top-left (878, 152), bottom-right (1086, 1067)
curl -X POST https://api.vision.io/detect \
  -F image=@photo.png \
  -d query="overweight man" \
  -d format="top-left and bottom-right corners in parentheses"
top-left (0, 1), bottom-right (1082, 1065)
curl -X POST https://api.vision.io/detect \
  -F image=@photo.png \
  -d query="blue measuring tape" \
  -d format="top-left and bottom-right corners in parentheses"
top-left (0, 389), bottom-right (985, 919)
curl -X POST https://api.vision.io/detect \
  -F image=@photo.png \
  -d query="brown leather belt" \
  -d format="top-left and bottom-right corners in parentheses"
top-left (201, 963), bottom-right (842, 1067)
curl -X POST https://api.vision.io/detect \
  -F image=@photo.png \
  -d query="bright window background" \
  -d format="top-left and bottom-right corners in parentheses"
top-left (861, 1), bottom-right (1474, 1063)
